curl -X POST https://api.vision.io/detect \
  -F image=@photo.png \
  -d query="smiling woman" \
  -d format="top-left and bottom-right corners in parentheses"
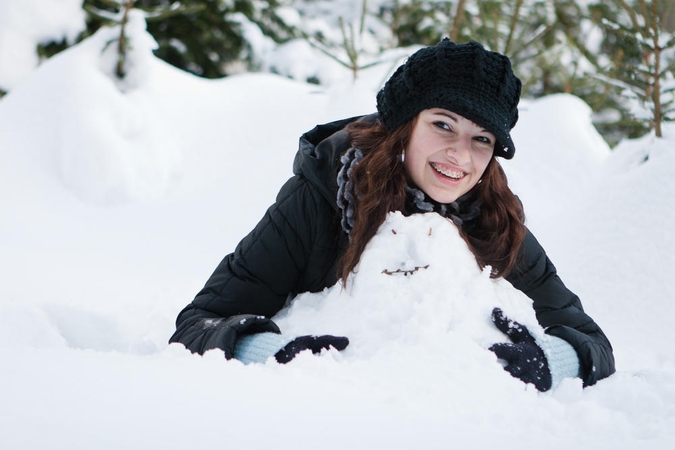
top-left (169, 38), bottom-right (615, 392)
top-left (405, 109), bottom-right (495, 205)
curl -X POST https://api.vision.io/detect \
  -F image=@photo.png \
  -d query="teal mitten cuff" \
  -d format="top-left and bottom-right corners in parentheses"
top-left (537, 334), bottom-right (581, 388)
top-left (233, 332), bottom-right (293, 365)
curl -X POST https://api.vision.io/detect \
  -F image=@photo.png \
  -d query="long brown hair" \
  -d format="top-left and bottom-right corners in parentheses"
top-left (337, 118), bottom-right (526, 284)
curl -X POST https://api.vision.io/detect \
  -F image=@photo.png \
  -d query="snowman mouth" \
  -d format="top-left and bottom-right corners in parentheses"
top-left (382, 264), bottom-right (430, 276)
top-left (431, 162), bottom-right (465, 180)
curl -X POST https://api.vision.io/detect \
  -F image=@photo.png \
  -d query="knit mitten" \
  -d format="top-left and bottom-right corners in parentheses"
top-left (275, 335), bottom-right (350, 364)
top-left (489, 308), bottom-right (552, 392)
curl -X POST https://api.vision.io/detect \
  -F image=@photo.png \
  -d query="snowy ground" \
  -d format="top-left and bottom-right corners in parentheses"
top-left (1, 14), bottom-right (674, 450)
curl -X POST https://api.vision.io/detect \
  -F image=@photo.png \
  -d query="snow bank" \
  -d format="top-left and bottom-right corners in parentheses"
top-left (506, 93), bottom-right (611, 228)
top-left (277, 213), bottom-right (540, 358)
top-left (541, 124), bottom-right (675, 374)
top-left (1, 18), bottom-right (675, 449)
top-left (0, 0), bottom-right (85, 91)
top-left (2, 11), bottom-right (180, 204)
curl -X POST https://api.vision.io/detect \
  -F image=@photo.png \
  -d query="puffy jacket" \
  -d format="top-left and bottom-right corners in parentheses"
top-left (170, 115), bottom-right (615, 386)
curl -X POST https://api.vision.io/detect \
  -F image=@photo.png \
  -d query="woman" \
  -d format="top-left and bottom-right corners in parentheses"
top-left (170, 39), bottom-right (615, 391)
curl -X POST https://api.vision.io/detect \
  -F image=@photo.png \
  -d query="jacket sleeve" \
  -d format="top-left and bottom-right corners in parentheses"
top-left (505, 228), bottom-right (616, 387)
top-left (170, 174), bottom-right (331, 347)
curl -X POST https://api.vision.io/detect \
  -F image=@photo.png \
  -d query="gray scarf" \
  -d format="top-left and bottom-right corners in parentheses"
top-left (336, 147), bottom-right (482, 235)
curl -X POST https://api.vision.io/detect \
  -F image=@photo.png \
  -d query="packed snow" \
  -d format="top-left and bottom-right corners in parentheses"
top-left (1, 11), bottom-right (674, 450)
top-left (0, 0), bottom-right (85, 92)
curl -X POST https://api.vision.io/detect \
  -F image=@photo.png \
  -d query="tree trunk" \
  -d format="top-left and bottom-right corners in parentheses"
top-left (116, 1), bottom-right (134, 79)
top-left (450, 0), bottom-right (467, 42)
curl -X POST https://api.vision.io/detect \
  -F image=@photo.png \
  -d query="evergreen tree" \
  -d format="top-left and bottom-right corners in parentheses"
top-left (376, 1), bottom-right (574, 97)
top-left (82, 0), bottom-right (295, 78)
top-left (23, 0), bottom-right (669, 145)
top-left (376, 0), bottom-right (458, 47)
top-left (459, 0), bottom-right (562, 97)
top-left (294, 0), bottom-right (397, 80)
top-left (591, 0), bottom-right (675, 138)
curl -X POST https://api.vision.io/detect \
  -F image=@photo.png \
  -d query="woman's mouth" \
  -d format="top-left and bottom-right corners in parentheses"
top-left (430, 162), bottom-right (465, 180)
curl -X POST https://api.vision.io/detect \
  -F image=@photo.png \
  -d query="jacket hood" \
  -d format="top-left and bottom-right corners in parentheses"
top-left (293, 114), bottom-right (378, 209)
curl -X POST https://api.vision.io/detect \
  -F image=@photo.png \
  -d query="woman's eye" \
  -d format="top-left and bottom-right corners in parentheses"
top-left (433, 121), bottom-right (451, 131)
top-left (475, 136), bottom-right (492, 145)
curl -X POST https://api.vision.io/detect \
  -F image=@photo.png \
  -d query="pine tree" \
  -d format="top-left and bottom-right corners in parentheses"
top-left (374, 1), bottom-right (566, 97)
top-left (82, 0), bottom-right (295, 78)
top-left (376, 0), bottom-right (458, 47)
top-left (295, 0), bottom-right (393, 80)
top-left (85, 1), bottom-right (138, 79)
top-left (459, 1), bottom-right (561, 96)
top-left (593, 0), bottom-right (675, 137)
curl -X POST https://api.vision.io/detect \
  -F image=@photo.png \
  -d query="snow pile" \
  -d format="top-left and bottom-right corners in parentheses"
top-left (1, 13), bottom-right (675, 450)
top-left (16, 10), bottom-right (182, 204)
top-left (0, 0), bottom-right (85, 91)
top-left (506, 94), bottom-right (611, 227)
top-left (278, 212), bottom-right (540, 363)
top-left (542, 124), bottom-right (675, 374)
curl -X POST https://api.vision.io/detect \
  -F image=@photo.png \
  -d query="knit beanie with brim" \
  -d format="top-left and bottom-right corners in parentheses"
top-left (376, 38), bottom-right (522, 159)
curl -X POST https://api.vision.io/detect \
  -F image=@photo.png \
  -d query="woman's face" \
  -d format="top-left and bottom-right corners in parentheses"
top-left (404, 108), bottom-right (495, 204)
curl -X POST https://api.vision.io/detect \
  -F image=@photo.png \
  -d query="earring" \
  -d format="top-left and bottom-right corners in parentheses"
top-left (399, 149), bottom-right (406, 163)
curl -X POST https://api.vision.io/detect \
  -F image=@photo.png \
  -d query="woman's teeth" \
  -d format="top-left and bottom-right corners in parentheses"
top-left (431, 163), bottom-right (464, 179)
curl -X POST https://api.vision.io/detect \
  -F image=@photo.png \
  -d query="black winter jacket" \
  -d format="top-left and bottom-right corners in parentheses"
top-left (170, 115), bottom-right (615, 386)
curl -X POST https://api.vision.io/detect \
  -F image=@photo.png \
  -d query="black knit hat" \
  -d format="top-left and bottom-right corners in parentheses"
top-left (376, 38), bottom-right (522, 159)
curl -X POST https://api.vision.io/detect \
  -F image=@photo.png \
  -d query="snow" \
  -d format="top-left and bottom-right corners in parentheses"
top-left (276, 212), bottom-right (544, 359)
top-left (0, 0), bottom-right (85, 91)
top-left (1, 12), bottom-right (675, 450)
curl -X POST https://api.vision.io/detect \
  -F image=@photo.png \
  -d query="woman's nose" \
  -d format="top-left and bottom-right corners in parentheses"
top-left (446, 136), bottom-right (472, 163)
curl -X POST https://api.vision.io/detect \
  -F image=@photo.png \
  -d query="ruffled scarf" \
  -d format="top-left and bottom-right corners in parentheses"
top-left (336, 146), bottom-right (482, 235)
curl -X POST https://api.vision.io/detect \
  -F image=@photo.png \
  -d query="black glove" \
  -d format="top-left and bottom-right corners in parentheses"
top-left (171, 313), bottom-right (281, 359)
top-left (489, 307), bottom-right (552, 392)
top-left (274, 335), bottom-right (350, 364)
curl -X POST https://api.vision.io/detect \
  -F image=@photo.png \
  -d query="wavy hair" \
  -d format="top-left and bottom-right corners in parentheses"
top-left (337, 118), bottom-right (526, 285)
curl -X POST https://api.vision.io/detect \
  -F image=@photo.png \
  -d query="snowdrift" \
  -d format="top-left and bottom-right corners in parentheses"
top-left (0, 16), bottom-right (674, 450)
